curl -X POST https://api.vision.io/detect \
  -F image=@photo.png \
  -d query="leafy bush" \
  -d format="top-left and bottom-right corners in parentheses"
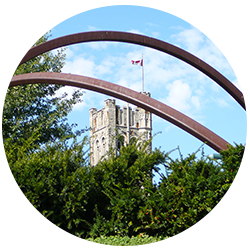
top-left (5, 135), bottom-right (91, 237)
top-left (5, 132), bottom-right (244, 243)
top-left (82, 138), bottom-right (167, 238)
top-left (136, 144), bottom-right (244, 237)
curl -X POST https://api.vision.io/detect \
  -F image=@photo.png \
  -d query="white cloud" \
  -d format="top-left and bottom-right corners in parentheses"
top-left (157, 79), bottom-right (202, 121)
top-left (129, 81), bottom-right (143, 92)
top-left (64, 47), bottom-right (74, 60)
top-left (87, 25), bottom-right (98, 31)
top-left (172, 28), bottom-right (234, 76)
top-left (172, 28), bottom-right (204, 53)
top-left (165, 80), bottom-right (192, 113)
top-left (86, 42), bottom-right (109, 50)
top-left (62, 57), bottom-right (96, 77)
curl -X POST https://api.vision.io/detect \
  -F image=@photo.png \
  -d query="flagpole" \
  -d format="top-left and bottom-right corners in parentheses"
top-left (142, 54), bottom-right (144, 92)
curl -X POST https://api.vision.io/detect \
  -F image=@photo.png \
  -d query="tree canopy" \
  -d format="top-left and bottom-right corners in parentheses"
top-left (2, 32), bottom-right (85, 147)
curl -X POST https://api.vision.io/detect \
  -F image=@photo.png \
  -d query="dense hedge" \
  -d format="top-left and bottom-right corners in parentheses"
top-left (5, 135), bottom-right (244, 244)
top-left (136, 144), bottom-right (244, 236)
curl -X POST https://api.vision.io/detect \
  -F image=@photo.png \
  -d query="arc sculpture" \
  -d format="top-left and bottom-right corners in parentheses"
top-left (10, 72), bottom-right (230, 152)
top-left (19, 31), bottom-right (245, 110)
top-left (9, 31), bottom-right (245, 152)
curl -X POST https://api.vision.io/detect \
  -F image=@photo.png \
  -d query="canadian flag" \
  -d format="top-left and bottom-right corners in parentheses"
top-left (131, 59), bottom-right (143, 66)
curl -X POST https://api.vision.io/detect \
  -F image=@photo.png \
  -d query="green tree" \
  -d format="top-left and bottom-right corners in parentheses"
top-left (2, 32), bottom-right (85, 147)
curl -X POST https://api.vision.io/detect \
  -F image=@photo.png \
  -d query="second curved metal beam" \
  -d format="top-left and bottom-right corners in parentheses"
top-left (19, 31), bottom-right (245, 110)
top-left (10, 72), bottom-right (230, 152)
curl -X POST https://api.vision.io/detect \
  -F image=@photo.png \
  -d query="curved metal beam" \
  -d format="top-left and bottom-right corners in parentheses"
top-left (10, 72), bottom-right (230, 152)
top-left (19, 31), bottom-right (245, 110)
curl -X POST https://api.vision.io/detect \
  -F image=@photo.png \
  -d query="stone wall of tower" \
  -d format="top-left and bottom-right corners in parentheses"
top-left (89, 92), bottom-right (152, 166)
top-left (89, 99), bottom-right (117, 166)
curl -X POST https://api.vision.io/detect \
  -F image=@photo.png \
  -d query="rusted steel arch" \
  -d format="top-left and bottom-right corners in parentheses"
top-left (19, 31), bottom-right (245, 110)
top-left (10, 72), bottom-right (230, 152)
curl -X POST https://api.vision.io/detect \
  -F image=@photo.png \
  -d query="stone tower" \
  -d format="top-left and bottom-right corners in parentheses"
top-left (89, 92), bottom-right (152, 166)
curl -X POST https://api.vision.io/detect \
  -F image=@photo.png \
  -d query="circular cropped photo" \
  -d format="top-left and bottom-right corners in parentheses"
top-left (3, 5), bottom-right (246, 246)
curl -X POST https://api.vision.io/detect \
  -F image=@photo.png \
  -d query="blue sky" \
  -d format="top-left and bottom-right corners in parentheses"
top-left (50, 5), bottom-right (246, 162)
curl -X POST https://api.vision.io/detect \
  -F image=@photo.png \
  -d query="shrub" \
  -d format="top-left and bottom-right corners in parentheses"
top-left (87, 234), bottom-right (168, 246)
top-left (85, 139), bottom-right (167, 238)
top-left (5, 135), bottom-right (92, 237)
top-left (136, 144), bottom-right (244, 237)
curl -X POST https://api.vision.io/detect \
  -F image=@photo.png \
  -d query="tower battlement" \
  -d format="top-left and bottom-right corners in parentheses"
top-left (89, 92), bottom-right (152, 166)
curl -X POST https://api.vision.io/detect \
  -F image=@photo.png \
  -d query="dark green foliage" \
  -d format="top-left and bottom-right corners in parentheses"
top-left (5, 135), bottom-right (168, 239)
top-left (5, 135), bottom-right (91, 237)
top-left (5, 131), bottom-right (244, 244)
top-left (86, 140), bottom-right (166, 237)
top-left (136, 144), bottom-right (244, 237)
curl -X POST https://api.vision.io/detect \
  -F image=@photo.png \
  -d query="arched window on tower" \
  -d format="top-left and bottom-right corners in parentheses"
top-left (102, 137), bottom-right (106, 156)
top-left (96, 140), bottom-right (100, 164)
